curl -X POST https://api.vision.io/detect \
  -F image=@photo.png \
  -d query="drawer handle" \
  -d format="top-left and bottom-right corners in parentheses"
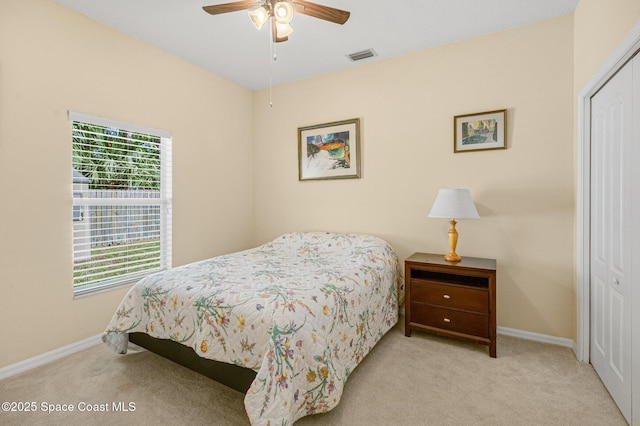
top-left (443, 294), bottom-right (451, 299)
top-left (443, 318), bottom-right (451, 323)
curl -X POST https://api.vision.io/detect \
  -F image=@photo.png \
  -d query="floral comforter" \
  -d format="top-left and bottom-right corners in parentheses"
top-left (102, 232), bottom-right (403, 425)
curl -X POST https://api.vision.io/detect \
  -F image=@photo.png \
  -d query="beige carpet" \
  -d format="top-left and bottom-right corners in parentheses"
top-left (0, 322), bottom-right (627, 425)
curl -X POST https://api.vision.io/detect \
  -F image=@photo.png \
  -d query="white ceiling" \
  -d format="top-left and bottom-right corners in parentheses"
top-left (52, 0), bottom-right (579, 91)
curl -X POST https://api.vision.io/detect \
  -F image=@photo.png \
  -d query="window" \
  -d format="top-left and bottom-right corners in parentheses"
top-left (70, 112), bottom-right (172, 297)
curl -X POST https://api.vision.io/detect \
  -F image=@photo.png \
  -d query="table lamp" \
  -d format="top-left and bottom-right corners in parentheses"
top-left (428, 188), bottom-right (479, 262)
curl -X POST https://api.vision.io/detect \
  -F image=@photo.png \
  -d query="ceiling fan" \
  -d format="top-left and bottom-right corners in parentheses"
top-left (202, 0), bottom-right (350, 43)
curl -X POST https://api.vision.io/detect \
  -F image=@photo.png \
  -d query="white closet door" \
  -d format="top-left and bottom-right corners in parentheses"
top-left (590, 57), bottom-right (633, 423)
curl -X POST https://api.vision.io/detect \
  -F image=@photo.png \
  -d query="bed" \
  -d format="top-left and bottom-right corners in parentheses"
top-left (102, 232), bottom-right (403, 425)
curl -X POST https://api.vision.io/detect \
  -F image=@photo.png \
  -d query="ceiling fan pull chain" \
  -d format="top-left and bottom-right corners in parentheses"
top-left (269, 27), bottom-right (275, 107)
top-left (272, 30), bottom-right (278, 61)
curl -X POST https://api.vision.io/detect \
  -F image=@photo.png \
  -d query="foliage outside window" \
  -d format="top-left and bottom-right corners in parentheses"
top-left (71, 112), bottom-right (172, 297)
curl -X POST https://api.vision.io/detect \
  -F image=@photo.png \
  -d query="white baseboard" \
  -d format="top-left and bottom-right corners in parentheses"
top-left (400, 311), bottom-right (577, 352)
top-left (0, 334), bottom-right (103, 381)
top-left (0, 326), bottom-right (580, 381)
top-left (497, 326), bottom-right (577, 353)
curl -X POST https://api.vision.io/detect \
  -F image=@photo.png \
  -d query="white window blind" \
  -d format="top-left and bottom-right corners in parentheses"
top-left (70, 112), bottom-right (172, 297)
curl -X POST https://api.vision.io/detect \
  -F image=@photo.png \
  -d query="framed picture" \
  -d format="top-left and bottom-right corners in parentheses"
top-left (454, 109), bottom-right (507, 153)
top-left (298, 118), bottom-right (361, 181)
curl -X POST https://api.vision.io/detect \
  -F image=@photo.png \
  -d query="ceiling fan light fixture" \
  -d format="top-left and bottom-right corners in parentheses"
top-left (273, 2), bottom-right (294, 24)
top-left (248, 6), bottom-right (269, 30)
top-left (275, 21), bottom-right (294, 38)
top-left (203, 0), bottom-right (350, 43)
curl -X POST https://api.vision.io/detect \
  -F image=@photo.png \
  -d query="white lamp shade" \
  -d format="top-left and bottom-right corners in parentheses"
top-left (273, 2), bottom-right (294, 23)
top-left (275, 21), bottom-right (294, 38)
top-left (428, 188), bottom-right (480, 220)
top-left (248, 7), bottom-right (269, 30)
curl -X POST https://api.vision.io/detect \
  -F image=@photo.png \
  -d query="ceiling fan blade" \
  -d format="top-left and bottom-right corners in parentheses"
top-left (202, 1), bottom-right (257, 16)
top-left (293, 0), bottom-right (350, 25)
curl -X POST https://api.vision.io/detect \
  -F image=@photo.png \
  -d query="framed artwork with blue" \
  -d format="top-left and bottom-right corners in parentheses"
top-left (298, 118), bottom-right (361, 181)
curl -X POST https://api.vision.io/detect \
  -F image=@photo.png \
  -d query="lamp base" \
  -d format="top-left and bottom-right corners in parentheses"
top-left (445, 219), bottom-right (462, 263)
top-left (444, 253), bottom-right (462, 263)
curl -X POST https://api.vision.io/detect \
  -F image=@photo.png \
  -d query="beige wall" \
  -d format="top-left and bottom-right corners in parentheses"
top-left (574, 0), bottom-right (640, 92)
top-left (6, 0), bottom-right (631, 368)
top-left (253, 16), bottom-right (576, 339)
top-left (0, 0), bottom-right (254, 368)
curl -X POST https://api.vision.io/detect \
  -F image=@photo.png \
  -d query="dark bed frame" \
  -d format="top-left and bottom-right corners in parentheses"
top-left (129, 332), bottom-right (257, 393)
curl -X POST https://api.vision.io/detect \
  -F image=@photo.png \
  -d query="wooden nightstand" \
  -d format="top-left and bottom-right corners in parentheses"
top-left (404, 253), bottom-right (497, 357)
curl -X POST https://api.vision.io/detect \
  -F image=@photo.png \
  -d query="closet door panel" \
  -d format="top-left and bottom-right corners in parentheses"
top-left (590, 57), bottom-right (632, 423)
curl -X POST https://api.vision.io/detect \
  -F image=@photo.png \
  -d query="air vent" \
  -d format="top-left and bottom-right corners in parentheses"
top-left (347, 48), bottom-right (378, 62)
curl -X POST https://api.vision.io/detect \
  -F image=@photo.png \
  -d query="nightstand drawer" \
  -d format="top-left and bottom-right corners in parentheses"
top-left (411, 280), bottom-right (488, 314)
top-left (410, 303), bottom-right (489, 338)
